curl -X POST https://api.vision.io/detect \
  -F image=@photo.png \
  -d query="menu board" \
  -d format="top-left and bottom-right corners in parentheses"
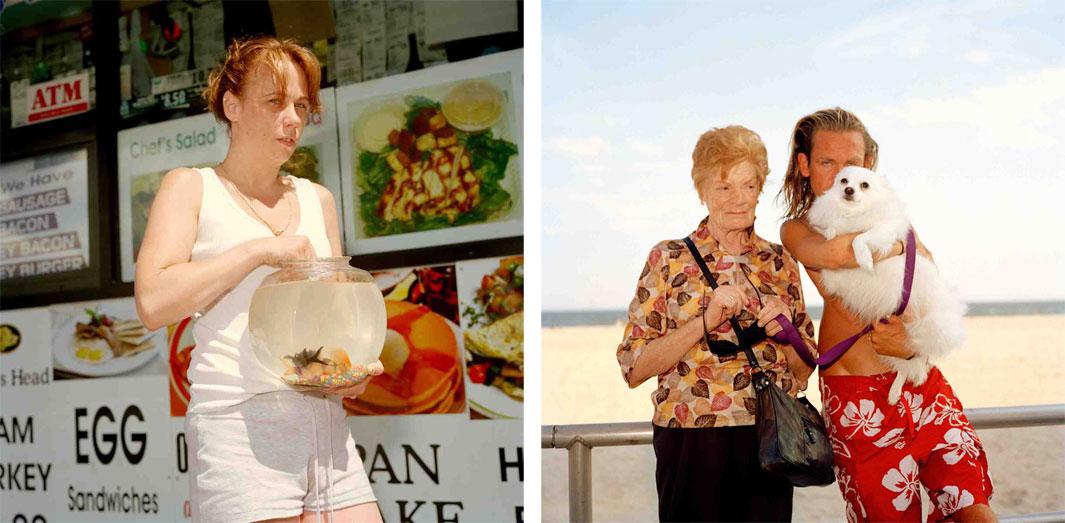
top-left (0, 307), bottom-right (55, 523)
top-left (0, 149), bottom-right (91, 281)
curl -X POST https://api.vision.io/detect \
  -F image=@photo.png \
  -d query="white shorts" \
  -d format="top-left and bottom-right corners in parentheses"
top-left (186, 391), bottom-right (376, 522)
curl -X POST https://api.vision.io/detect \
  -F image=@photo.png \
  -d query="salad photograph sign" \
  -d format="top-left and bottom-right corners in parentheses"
top-left (337, 50), bottom-right (523, 254)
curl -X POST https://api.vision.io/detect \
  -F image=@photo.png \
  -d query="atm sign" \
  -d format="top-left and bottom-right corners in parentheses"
top-left (26, 72), bottom-right (91, 124)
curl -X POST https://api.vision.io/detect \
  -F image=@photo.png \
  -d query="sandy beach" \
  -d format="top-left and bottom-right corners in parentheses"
top-left (542, 315), bottom-right (1065, 521)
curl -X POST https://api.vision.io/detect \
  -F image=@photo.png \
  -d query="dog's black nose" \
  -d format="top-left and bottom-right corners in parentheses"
top-left (844, 187), bottom-right (855, 196)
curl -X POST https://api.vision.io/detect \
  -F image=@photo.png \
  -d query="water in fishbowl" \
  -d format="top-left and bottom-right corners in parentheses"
top-left (248, 280), bottom-right (386, 390)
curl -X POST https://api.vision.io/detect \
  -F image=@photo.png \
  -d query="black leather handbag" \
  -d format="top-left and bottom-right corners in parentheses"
top-left (743, 347), bottom-right (836, 486)
top-left (683, 237), bottom-right (835, 487)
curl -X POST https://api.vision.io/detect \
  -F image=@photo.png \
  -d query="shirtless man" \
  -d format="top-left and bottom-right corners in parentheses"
top-left (779, 108), bottom-right (995, 522)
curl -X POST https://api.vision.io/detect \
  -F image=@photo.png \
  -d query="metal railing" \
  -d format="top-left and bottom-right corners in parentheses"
top-left (542, 404), bottom-right (1065, 522)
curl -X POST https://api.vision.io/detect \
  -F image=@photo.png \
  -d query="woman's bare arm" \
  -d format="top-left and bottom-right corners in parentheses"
top-left (134, 168), bottom-right (313, 330)
top-left (627, 286), bottom-right (744, 387)
top-left (629, 315), bottom-right (708, 387)
top-left (134, 168), bottom-right (261, 330)
top-left (782, 219), bottom-right (934, 358)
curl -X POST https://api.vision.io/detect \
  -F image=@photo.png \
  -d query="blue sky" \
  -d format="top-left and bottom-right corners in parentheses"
top-left (542, 0), bottom-right (1065, 310)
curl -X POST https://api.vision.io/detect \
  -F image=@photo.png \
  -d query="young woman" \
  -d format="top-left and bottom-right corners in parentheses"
top-left (134, 36), bottom-right (383, 522)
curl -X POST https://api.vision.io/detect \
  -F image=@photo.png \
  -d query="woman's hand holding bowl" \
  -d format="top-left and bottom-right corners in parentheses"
top-left (323, 360), bottom-right (385, 399)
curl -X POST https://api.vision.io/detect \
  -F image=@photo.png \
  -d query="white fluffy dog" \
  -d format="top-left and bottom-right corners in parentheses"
top-left (806, 166), bottom-right (966, 404)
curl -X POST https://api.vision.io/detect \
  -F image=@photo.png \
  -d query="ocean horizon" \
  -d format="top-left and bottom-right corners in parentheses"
top-left (542, 300), bottom-right (1065, 327)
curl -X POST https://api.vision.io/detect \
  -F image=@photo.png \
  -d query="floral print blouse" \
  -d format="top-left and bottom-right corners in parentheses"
top-left (617, 216), bottom-right (817, 428)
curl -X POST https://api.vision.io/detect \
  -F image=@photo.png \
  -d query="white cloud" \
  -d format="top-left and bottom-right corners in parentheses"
top-left (544, 136), bottom-right (610, 160)
top-left (626, 139), bottom-right (664, 157)
top-left (826, 11), bottom-right (915, 51)
top-left (629, 160), bottom-right (689, 174)
top-left (824, 9), bottom-right (935, 60)
top-left (863, 67), bottom-right (1065, 151)
top-left (577, 164), bottom-right (608, 174)
top-left (821, 4), bottom-right (1039, 61)
top-left (900, 37), bottom-right (928, 58)
top-left (964, 50), bottom-right (993, 65)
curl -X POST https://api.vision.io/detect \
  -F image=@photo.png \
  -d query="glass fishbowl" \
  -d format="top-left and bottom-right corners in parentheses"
top-left (248, 257), bottom-right (386, 390)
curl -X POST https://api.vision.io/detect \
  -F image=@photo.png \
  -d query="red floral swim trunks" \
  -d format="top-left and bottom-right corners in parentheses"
top-left (820, 367), bottom-right (993, 522)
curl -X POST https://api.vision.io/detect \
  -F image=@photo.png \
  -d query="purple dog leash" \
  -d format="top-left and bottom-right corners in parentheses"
top-left (773, 229), bottom-right (917, 369)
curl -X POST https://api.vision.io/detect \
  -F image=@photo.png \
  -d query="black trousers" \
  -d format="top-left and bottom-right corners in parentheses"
top-left (653, 424), bottom-right (793, 522)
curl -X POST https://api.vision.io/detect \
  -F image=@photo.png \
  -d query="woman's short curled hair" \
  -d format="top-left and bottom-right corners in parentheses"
top-left (691, 125), bottom-right (769, 203)
top-left (203, 36), bottom-right (323, 127)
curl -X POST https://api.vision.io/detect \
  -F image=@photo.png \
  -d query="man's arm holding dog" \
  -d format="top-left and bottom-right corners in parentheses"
top-left (780, 219), bottom-right (906, 270)
top-left (781, 219), bottom-right (931, 359)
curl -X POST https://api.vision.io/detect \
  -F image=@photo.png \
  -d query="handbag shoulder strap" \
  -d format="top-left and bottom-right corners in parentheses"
top-left (682, 237), bottom-right (762, 371)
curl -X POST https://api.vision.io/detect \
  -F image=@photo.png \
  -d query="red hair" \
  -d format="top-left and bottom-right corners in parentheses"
top-left (690, 125), bottom-right (769, 203)
top-left (203, 36), bottom-right (322, 127)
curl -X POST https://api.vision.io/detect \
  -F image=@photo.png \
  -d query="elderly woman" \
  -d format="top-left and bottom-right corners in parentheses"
top-left (617, 125), bottom-right (817, 522)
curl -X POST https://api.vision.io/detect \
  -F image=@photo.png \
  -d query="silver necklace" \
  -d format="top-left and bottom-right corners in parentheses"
top-left (216, 164), bottom-right (292, 236)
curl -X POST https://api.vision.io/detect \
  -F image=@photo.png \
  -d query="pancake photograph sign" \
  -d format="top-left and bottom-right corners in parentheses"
top-left (344, 264), bottom-right (467, 416)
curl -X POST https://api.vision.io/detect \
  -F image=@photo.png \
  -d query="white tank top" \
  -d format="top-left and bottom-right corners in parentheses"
top-left (186, 167), bottom-right (332, 413)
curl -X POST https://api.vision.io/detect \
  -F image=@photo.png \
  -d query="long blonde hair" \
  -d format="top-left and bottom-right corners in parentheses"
top-left (778, 108), bottom-right (878, 219)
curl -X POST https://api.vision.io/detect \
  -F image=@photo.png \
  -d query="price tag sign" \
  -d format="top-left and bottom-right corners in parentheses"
top-left (160, 90), bottom-right (189, 109)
